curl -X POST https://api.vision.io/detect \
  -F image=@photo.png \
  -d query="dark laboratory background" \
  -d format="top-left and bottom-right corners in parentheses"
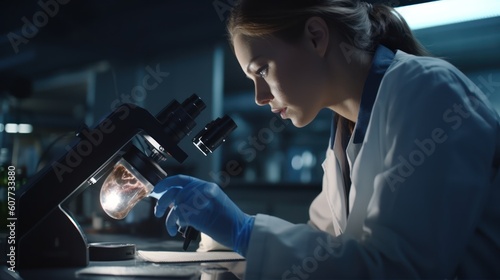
top-left (0, 0), bottom-right (499, 240)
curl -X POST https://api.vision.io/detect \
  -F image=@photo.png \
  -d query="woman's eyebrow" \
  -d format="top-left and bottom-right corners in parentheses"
top-left (246, 55), bottom-right (262, 74)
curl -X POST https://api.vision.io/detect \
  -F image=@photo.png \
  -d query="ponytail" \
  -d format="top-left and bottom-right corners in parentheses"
top-left (368, 4), bottom-right (430, 56)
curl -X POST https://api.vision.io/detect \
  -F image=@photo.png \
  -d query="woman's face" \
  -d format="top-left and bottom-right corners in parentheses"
top-left (233, 33), bottom-right (331, 128)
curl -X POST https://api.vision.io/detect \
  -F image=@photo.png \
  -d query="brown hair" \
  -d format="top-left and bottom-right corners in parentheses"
top-left (227, 0), bottom-right (429, 56)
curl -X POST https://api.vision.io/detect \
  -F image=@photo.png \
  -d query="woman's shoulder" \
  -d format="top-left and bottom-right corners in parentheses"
top-left (377, 50), bottom-right (497, 120)
top-left (378, 50), bottom-right (478, 101)
top-left (386, 50), bottom-right (466, 83)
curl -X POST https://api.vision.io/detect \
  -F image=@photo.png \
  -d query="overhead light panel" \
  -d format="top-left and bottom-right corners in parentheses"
top-left (395, 0), bottom-right (500, 30)
top-left (18, 124), bottom-right (33, 134)
top-left (1, 123), bottom-right (33, 134)
top-left (5, 123), bottom-right (18, 133)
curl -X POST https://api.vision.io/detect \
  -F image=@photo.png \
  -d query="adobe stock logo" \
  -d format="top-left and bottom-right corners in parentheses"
top-left (8, 0), bottom-right (70, 54)
top-left (212, 0), bottom-right (237, 22)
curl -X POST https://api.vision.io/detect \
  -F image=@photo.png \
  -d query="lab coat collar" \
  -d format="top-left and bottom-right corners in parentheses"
top-left (329, 45), bottom-right (396, 147)
top-left (352, 45), bottom-right (395, 144)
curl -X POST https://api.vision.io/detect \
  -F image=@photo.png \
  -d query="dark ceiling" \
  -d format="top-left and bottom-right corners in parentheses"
top-left (0, 1), bottom-right (230, 81)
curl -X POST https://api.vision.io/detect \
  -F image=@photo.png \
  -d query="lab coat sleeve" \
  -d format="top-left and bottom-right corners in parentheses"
top-left (244, 57), bottom-right (499, 279)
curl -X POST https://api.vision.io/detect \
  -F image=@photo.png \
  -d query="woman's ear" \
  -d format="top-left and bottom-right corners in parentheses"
top-left (304, 16), bottom-right (329, 57)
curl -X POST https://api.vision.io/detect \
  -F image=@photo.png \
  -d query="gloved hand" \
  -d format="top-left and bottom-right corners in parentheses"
top-left (152, 175), bottom-right (255, 256)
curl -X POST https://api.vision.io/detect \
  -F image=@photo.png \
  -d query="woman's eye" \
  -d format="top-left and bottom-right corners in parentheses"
top-left (257, 65), bottom-right (268, 78)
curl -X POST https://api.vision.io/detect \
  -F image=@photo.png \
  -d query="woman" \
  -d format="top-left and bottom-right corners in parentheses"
top-left (153, 0), bottom-right (500, 278)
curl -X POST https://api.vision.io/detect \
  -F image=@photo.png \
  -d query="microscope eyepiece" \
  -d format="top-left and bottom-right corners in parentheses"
top-left (154, 94), bottom-right (207, 145)
top-left (181, 94), bottom-right (206, 119)
top-left (193, 115), bottom-right (237, 156)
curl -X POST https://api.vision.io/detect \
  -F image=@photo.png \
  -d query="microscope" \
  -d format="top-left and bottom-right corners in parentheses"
top-left (14, 94), bottom-right (236, 268)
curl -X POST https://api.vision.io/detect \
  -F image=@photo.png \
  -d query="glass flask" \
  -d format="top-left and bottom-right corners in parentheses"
top-left (99, 158), bottom-right (156, 220)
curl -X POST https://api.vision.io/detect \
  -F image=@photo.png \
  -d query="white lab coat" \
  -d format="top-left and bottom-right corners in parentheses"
top-left (245, 50), bottom-right (500, 279)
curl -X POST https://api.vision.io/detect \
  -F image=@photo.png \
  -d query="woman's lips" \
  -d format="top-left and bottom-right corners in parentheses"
top-left (272, 108), bottom-right (287, 118)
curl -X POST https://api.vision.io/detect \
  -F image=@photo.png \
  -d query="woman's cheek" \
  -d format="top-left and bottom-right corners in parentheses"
top-left (274, 72), bottom-right (302, 102)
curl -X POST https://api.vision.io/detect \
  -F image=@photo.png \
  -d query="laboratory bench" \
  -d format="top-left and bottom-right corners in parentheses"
top-left (1, 233), bottom-right (245, 280)
top-left (13, 259), bottom-right (246, 280)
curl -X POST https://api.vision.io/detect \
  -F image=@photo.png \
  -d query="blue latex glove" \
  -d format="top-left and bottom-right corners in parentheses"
top-left (153, 175), bottom-right (255, 256)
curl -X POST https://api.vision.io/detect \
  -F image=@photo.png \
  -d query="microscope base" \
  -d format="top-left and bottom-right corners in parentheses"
top-left (18, 206), bottom-right (88, 268)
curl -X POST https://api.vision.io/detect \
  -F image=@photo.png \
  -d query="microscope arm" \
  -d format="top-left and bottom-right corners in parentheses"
top-left (17, 103), bottom-right (187, 242)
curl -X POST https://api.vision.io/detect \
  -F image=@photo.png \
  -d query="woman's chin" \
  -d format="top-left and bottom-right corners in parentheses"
top-left (290, 116), bottom-right (313, 128)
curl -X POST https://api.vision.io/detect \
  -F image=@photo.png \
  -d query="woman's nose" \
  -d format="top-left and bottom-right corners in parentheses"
top-left (254, 81), bottom-right (273, 106)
